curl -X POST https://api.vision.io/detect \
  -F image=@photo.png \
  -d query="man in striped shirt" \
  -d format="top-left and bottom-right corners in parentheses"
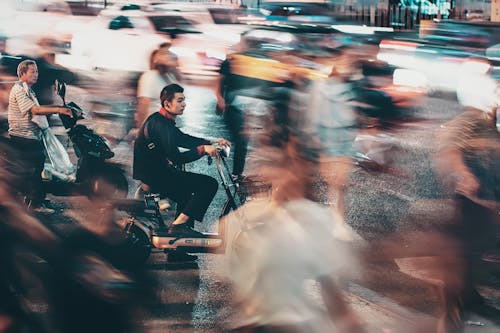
top-left (8, 59), bottom-right (72, 214)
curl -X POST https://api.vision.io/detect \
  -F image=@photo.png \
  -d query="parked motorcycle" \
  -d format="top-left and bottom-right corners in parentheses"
top-left (42, 81), bottom-right (128, 199)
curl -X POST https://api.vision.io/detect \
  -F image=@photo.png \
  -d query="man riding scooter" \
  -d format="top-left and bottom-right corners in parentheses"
top-left (133, 83), bottom-right (230, 262)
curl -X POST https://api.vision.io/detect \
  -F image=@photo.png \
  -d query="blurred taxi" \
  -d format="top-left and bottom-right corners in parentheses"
top-left (225, 24), bottom-right (350, 84)
top-left (224, 23), bottom-right (425, 117)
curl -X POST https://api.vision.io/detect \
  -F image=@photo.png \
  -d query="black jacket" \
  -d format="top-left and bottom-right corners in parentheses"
top-left (133, 112), bottom-right (210, 183)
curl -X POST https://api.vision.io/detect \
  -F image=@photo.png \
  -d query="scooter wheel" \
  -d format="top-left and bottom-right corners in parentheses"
top-left (125, 224), bottom-right (151, 266)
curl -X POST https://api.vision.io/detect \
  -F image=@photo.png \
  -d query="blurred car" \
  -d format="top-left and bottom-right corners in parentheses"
top-left (230, 24), bottom-right (353, 83)
top-left (257, 1), bottom-right (335, 24)
top-left (1, 0), bottom-right (92, 57)
top-left (65, 7), bottom-right (237, 76)
top-left (376, 20), bottom-right (500, 95)
top-left (150, 3), bottom-right (255, 53)
top-left (465, 9), bottom-right (489, 21)
top-left (220, 23), bottom-right (423, 119)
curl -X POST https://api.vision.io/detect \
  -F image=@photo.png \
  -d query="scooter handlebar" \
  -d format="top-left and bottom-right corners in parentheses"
top-left (67, 102), bottom-right (85, 119)
top-left (206, 145), bottom-right (230, 165)
top-left (218, 145), bottom-right (230, 158)
top-left (59, 102), bottom-right (85, 129)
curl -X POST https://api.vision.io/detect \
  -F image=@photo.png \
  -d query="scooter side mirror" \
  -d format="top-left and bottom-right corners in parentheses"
top-left (56, 80), bottom-right (66, 103)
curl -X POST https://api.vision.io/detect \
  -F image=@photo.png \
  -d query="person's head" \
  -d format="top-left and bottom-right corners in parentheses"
top-left (151, 43), bottom-right (176, 73)
top-left (160, 83), bottom-right (185, 116)
top-left (329, 46), bottom-right (359, 81)
top-left (17, 59), bottom-right (38, 86)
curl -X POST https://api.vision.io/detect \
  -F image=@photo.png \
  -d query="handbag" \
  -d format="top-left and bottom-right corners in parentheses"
top-left (41, 127), bottom-right (76, 182)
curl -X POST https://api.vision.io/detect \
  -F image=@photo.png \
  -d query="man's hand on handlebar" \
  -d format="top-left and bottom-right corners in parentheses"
top-left (204, 145), bottom-right (221, 157)
top-left (212, 138), bottom-right (231, 148)
top-left (58, 107), bottom-right (73, 118)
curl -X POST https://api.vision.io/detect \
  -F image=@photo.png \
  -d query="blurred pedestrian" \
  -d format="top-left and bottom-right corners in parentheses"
top-left (299, 47), bottom-right (361, 229)
top-left (135, 42), bottom-right (180, 129)
top-left (224, 132), bottom-right (365, 333)
top-left (33, 39), bottom-right (77, 106)
top-left (433, 73), bottom-right (500, 332)
top-left (215, 55), bottom-right (250, 182)
top-left (8, 59), bottom-right (72, 213)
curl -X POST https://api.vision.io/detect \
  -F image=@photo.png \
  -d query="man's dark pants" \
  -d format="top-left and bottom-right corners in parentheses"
top-left (440, 196), bottom-right (498, 332)
top-left (9, 135), bottom-right (45, 207)
top-left (146, 170), bottom-right (218, 227)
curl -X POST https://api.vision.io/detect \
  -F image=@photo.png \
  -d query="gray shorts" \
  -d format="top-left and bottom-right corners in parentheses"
top-left (317, 126), bottom-right (357, 157)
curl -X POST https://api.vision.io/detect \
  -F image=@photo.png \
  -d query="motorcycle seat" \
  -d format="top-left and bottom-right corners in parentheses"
top-left (111, 198), bottom-right (145, 214)
top-left (133, 183), bottom-right (171, 211)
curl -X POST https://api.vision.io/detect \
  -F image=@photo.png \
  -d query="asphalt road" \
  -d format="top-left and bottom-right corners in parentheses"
top-left (29, 77), bottom-right (500, 332)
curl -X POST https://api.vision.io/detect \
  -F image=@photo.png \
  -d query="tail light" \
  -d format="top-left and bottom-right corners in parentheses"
top-left (379, 39), bottom-right (418, 52)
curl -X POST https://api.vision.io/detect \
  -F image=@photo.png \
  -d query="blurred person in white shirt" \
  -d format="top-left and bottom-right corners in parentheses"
top-left (135, 42), bottom-right (181, 129)
top-left (222, 132), bottom-right (366, 333)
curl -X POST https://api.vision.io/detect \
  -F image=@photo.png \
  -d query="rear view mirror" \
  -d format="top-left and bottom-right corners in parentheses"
top-left (56, 80), bottom-right (66, 105)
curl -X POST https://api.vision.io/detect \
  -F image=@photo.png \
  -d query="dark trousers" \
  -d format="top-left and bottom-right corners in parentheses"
top-left (440, 196), bottom-right (498, 333)
top-left (146, 170), bottom-right (218, 226)
top-left (9, 136), bottom-right (45, 207)
top-left (232, 323), bottom-right (312, 333)
top-left (224, 106), bottom-right (248, 176)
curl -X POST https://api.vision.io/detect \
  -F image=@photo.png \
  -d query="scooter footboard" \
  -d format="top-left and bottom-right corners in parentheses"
top-left (151, 234), bottom-right (224, 253)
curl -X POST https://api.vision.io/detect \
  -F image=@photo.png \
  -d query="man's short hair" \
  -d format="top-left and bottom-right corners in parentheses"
top-left (160, 83), bottom-right (184, 107)
top-left (17, 59), bottom-right (37, 78)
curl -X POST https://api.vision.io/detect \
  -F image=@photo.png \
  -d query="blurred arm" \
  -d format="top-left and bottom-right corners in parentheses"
top-left (135, 97), bottom-right (151, 128)
top-left (434, 112), bottom-right (480, 197)
top-left (31, 105), bottom-right (71, 116)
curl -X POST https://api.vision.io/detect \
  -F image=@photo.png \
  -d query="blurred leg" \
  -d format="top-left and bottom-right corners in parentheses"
top-left (224, 106), bottom-right (248, 176)
top-left (319, 156), bottom-right (353, 224)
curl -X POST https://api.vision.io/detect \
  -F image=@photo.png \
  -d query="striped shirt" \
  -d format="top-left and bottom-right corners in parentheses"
top-left (437, 108), bottom-right (500, 200)
top-left (8, 81), bottom-right (41, 140)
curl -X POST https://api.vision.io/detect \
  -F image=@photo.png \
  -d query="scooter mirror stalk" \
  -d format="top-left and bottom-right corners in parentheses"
top-left (56, 80), bottom-right (66, 105)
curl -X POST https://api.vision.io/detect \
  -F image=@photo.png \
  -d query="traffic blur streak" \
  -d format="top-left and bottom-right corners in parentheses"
top-left (376, 20), bottom-right (500, 96)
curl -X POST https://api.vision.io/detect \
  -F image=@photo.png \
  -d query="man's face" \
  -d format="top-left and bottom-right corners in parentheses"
top-left (165, 92), bottom-right (186, 115)
top-left (20, 64), bottom-right (38, 86)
